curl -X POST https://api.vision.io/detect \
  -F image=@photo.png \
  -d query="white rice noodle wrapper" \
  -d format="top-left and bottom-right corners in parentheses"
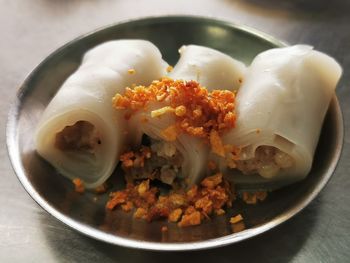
top-left (129, 45), bottom-right (247, 186)
top-left (222, 45), bottom-right (342, 189)
top-left (169, 45), bottom-right (246, 91)
top-left (35, 40), bottom-right (168, 188)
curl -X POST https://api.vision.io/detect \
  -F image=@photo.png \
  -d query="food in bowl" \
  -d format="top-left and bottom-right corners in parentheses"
top-left (35, 40), bottom-right (342, 228)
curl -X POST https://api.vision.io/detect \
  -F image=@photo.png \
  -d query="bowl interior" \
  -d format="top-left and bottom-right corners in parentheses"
top-left (7, 16), bottom-right (343, 250)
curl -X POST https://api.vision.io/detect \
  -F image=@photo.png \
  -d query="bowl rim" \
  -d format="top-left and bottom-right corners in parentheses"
top-left (6, 15), bottom-right (344, 251)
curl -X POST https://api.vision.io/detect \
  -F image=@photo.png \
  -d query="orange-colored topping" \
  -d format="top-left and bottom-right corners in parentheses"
top-left (195, 196), bottom-right (213, 215)
top-left (106, 173), bottom-right (232, 227)
top-left (112, 77), bottom-right (236, 152)
top-left (175, 105), bottom-right (186, 117)
top-left (178, 211), bottom-right (201, 227)
top-left (186, 185), bottom-right (198, 201)
top-left (95, 183), bottom-right (108, 194)
top-left (224, 144), bottom-right (242, 168)
top-left (73, 178), bottom-right (84, 193)
top-left (103, 169), bottom-right (268, 228)
top-left (134, 207), bottom-right (148, 219)
top-left (210, 130), bottom-right (225, 157)
top-left (242, 191), bottom-right (268, 204)
top-left (106, 191), bottom-right (128, 210)
top-left (230, 214), bottom-right (245, 233)
top-left (161, 125), bottom-right (177, 141)
top-left (225, 145), bottom-right (241, 161)
top-left (169, 208), bottom-right (183, 222)
top-left (166, 65), bottom-right (174, 73)
top-left (113, 94), bottom-right (130, 110)
top-left (201, 173), bottom-right (222, 189)
top-left (138, 179), bottom-right (150, 196)
top-left (230, 214), bottom-right (243, 224)
top-left (128, 69), bottom-right (136, 74)
top-left (242, 192), bottom-right (257, 204)
top-left (215, 208), bottom-right (225, 215)
top-left (121, 201), bottom-right (134, 212)
top-left (120, 146), bottom-right (151, 169)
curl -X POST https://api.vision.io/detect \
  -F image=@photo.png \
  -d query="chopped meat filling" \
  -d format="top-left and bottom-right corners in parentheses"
top-left (55, 121), bottom-right (101, 153)
top-left (120, 137), bottom-right (183, 185)
top-left (226, 145), bottom-right (294, 178)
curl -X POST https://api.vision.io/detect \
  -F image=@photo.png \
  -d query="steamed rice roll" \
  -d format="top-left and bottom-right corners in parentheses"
top-left (35, 40), bottom-right (168, 188)
top-left (222, 45), bottom-right (342, 188)
top-left (114, 45), bottom-right (246, 186)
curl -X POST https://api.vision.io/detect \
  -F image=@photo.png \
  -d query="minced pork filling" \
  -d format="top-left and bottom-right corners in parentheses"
top-left (120, 136), bottom-right (183, 185)
top-left (55, 121), bottom-right (101, 154)
top-left (231, 146), bottom-right (294, 178)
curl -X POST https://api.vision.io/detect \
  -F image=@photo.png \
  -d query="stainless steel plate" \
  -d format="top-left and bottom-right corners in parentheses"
top-left (6, 16), bottom-right (343, 251)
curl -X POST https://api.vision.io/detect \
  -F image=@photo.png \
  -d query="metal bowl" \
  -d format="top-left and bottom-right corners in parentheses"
top-left (6, 16), bottom-right (343, 251)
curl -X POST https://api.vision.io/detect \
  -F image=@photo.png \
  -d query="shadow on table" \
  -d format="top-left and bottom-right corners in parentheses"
top-left (40, 201), bottom-right (319, 263)
top-left (229, 0), bottom-right (350, 20)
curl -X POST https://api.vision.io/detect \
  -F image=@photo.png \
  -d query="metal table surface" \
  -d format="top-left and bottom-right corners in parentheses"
top-left (1, 1), bottom-right (349, 262)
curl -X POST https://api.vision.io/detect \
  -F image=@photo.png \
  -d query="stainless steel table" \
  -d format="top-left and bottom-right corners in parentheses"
top-left (1, 1), bottom-right (349, 262)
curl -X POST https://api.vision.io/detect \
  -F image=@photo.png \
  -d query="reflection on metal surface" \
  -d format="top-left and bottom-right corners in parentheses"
top-left (6, 16), bottom-right (344, 251)
top-left (206, 26), bottom-right (228, 38)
